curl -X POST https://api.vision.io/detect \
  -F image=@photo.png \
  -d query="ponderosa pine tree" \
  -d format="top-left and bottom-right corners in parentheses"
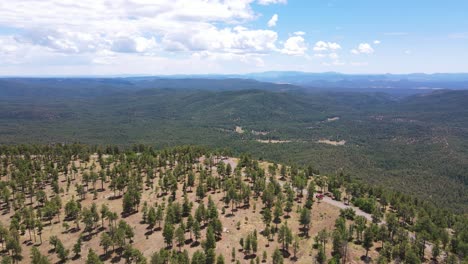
top-left (85, 249), bottom-right (103, 264)
top-left (299, 207), bottom-right (311, 237)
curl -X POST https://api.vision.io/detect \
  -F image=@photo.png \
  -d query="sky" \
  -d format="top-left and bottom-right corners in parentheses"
top-left (0, 0), bottom-right (467, 76)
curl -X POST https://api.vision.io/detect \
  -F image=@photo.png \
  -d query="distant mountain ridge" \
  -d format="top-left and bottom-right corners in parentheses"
top-left (3, 72), bottom-right (468, 91)
top-left (0, 78), bottom-right (299, 98)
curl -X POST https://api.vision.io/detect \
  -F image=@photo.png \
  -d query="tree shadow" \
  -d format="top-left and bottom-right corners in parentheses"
top-left (69, 227), bottom-right (81, 233)
top-left (111, 255), bottom-right (121, 263)
top-left (280, 249), bottom-right (291, 258)
top-left (360, 255), bottom-right (372, 263)
top-left (190, 241), bottom-right (200, 248)
top-left (99, 253), bottom-right (111, 261)
top-left (243, 253), bottom-right (257, 260)
top-left (108, 195), bottom-right (122, 200)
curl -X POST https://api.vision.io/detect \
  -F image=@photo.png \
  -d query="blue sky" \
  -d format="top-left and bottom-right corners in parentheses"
top-left (0, 0), bottom-right (467, 76)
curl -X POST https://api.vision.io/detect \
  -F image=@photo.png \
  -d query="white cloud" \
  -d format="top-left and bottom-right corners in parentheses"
top-left (257, 0), bottom-right (287, 5)
top-left (0, 37), bottom-right (19, 54)
top-left (329, 53), bottom-right (339, 59)
top-left (374, 40), bottom-right (381, 44)
top-left (351, 43), bottom-right (374, 55)
top-left (312, 41), bottom-right (342, 63)
top-left (267, 14), bottom-right (278, 27)
top-left (313, 41), bottom-right (341, 52)
top-left (281, 35), bottom-right (307, 55)
top-left (0, 0), bottom-right (266, 56)
top-left (192, 51), bottom-right (265, 67)
top-left (0, 0), bottom-right (294, 60)
top-left (0, 0), bottom-right (324, 75)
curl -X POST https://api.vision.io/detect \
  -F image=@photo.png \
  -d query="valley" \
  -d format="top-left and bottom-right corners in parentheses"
top-left (0, 80), bottom-right (466, 213)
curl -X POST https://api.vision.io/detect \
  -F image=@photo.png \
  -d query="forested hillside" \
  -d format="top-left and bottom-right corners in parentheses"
top-left (0, 144), bottom-right (466, 264)
top-left (0, 79), bottom-right (467, 213)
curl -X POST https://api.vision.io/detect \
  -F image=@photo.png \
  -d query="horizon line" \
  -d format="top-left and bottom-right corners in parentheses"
top-left (1, 71), bottom-right (468, 78)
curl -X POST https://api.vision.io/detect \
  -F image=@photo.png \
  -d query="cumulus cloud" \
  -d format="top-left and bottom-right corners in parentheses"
top-left (111, 36), bottom-right (157, 53)
top-left (281, 34), bottom-right (307, 56)
top-left (351, 43), bottom-right (375, 54)
top-left (312, 41), bottom-right (342, 63)
top-left (0, 37), bottom-right (19, 55)
top-left (313, 41), bottom-right (341, 52)
top-left (257, 0), bottom-right (287, 5)
top-left (268, 14), bottom-right (278, 27)
top-left (0, 1), bottom-right (272, 55)
top-left (374, 40), bottom-right (381, 44)
top-left (0, 0), bottom-right (320, 74)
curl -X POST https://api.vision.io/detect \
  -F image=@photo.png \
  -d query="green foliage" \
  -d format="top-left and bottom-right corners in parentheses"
top-left (86, 249), bottom-right (103, 264)
top-left (30, 247), bottom-right (50, 264)
top-left (1, 84), bottom-right (467, 212)
top-left (272, 248), bottom-right (283, 264)
top-left (339, 208), bottom-right (356, 220)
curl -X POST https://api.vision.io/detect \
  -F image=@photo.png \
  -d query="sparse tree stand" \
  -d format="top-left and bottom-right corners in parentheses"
top-left (72, 237), bottom-right (82, 258)
top-left (292, 235), bottom-right (300, 260)
top-left (272, 248), bottom-right (284, 264)
top-left (299, 207), bottom-right (311, 237)
top-left (262, 251), bottom-right (267, 262)
top-left (86, 249), bottom-right (103, 264)
top-left (363, 227), bottom-right (374, 262)
top-left (56, 240), bottom-right (70, 263)
top-left (316, 245), bottom-right (327, 264)
top-left (231, 247), bottom-right (236, 262)
top-left (0, 144), bottom-right (466, 264)
top-left (278, 223), bottom-right (293, 253)
top-left (30, 247), bottom-right (50, 264)
top-left (100, 232), bottom-right (112, 256)
top-left (175, 225), bottom-right (185, 251)
top-left (332, 217), bottom-right (349, 264)
top-left (163, 222), bottom-right (174, 248)
top-left (216, 254), bottom-right (225, 264)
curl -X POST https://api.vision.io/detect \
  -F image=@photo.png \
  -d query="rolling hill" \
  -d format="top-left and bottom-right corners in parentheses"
top-left (0, 79), bottom-right (467, 212)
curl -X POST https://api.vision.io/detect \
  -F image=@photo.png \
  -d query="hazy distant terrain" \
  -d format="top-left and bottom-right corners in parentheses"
top-left (0, 77), bottom-right (467, 212)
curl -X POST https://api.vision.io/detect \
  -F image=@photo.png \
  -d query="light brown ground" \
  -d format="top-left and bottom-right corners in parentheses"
top-left (256, 140), bottom-right (292, 144)
top-left (0, 155), bottom-right (404, 264)
top-left (251, 130), bottom-right (269, 136)
top-left (317, 139), bottom-right (346, 146)
top-left (326, 117), bottom-right (340, 122)
top-left (235, 126), bottom-right (245, 134)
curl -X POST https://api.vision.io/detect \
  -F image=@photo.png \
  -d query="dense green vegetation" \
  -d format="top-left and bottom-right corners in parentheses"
top-left (0, 79), bottom-right (467, 212)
